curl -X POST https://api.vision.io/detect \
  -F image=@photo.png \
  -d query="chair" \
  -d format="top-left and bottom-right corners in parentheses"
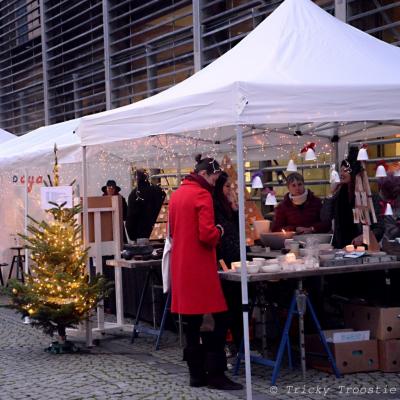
top-left (0, 263), bottom-right (7, 286)
top-left (7, 247), bottom-right (26, 284)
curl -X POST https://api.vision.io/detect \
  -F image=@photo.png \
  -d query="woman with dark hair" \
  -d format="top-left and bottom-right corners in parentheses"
top-left (322, 148), bottom-right (384, 248)
top-left (168, 155), bottom-right (242, 391)
top-left (213, 172), bottom-right (240, 266)
top-left (213, 172), bottom-right (243, 350)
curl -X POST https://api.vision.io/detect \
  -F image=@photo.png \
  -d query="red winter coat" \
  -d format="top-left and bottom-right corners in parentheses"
top-left (271, 191), bottom-right (330, 233)
top-left (168, 177), bottom-right (227, 315)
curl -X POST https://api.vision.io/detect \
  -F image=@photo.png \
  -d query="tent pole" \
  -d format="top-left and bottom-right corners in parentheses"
top-left (23, 169), bottom-right (30, 325)
top-left (235, 125), bottom-right (252, 400)
top-left (23, 169), bottom-right (29, 275)
top-left (82, 145), bottom-right (93, 347)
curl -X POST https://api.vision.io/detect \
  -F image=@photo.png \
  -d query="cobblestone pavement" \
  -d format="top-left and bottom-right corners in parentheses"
top-left (1, 296), bottom-right (400, 400)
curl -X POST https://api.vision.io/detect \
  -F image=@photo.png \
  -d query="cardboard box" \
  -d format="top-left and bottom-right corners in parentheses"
top-left (306, 330), bottom-right (378, 374)
top-left (378, 339), bottom-right (400, 372)
top-left (344, 304), bottom-right (400, 340)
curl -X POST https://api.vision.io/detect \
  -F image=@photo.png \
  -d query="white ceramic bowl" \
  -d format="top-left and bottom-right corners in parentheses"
top-left (247, 262), bottom-right (259, 273)
top-left (295, 233), bottom-right (333, 245)
top-left (252, 257), bottom-right (266, 267)
top-left (260, 264), bottom-right (281, 273)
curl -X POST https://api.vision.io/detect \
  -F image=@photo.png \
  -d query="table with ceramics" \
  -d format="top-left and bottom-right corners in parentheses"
top-left (220, 258), bottom-right (400, 384)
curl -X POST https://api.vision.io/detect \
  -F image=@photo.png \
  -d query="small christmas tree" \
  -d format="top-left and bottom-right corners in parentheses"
top-left (8, 145), bottom-right (110, 352)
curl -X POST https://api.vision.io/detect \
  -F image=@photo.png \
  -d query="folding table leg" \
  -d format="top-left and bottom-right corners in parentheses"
top-left (306, 296), bottom-right (341, 378)
top-left (131, 269), bottom-right (152, 343)
top-left (155, 291), bottom-right (171, 350)
top-left (271, 294), bottom-right (297, 385)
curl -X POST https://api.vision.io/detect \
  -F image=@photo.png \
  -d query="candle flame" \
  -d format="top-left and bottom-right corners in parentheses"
top-left (282, 229), bottom-right (286, 234)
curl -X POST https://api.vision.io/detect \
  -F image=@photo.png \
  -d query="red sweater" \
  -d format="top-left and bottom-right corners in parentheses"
top-left (271, 191), bottom-right (330, 233)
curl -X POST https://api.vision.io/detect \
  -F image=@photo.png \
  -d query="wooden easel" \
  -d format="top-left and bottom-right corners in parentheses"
top-left (353, 162), bottom-right (380, 251)
top-left (83, 195), bottom-right (124, 330)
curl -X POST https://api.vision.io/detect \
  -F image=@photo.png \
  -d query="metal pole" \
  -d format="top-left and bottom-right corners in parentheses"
top-left (236, 125), bottom-right (252, 400)
top-left (23, 169), bottom-right (29, 274)
top-left (102, 0), bottom-right (112, 110)
top-left (82, 146), bottom-right (93, 346)
top-left (192, 0), bottom-right (203, 72)
top-left (39, 0), bottom-right (50, 124)
top-left (23, 169), bottom-right (30, 324)
top-left (335, 0), bottom-right (347, 22)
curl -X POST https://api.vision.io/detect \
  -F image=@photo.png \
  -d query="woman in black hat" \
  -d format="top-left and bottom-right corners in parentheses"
top-left (102, 179), bottom-right (128, 222)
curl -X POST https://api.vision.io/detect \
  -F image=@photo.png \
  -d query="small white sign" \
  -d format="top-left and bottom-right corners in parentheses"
top-left (40, 186), bottom-right (73, 210)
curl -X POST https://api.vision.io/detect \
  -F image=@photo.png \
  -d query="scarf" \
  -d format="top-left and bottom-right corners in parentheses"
top-left (185, 173), bottom-right (214, 193)
top-left (289, 189), bottom-right (308, 206)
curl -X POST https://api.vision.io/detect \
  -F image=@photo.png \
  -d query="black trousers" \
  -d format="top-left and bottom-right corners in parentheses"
top-left (184, 312), bottom-right (228, 353)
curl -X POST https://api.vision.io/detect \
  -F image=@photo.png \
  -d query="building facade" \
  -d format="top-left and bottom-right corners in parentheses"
top-left (0, 0), bottom-right (399, 135)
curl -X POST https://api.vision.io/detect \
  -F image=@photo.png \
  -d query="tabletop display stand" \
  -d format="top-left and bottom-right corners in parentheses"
top-left (83, 195), bottom-right (125, 332)
top-left (354, 164), bottom-right (379, 251)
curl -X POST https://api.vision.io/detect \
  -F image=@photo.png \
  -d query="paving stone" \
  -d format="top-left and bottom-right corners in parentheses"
top-left (1, 296), bottom-right (400, 400)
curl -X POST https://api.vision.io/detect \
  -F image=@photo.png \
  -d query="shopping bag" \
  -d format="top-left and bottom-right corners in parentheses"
top-left (162, 225), bottom-right (172, 293)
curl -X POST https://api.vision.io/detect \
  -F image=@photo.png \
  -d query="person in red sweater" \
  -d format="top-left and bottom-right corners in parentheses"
top-left (271, 172), bottom-right (330, 233)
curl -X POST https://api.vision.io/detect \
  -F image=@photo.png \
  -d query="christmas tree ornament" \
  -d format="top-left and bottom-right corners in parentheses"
top-left (251, 171), bottom-right (263, 189)
top-left (265, 191), bottom-right (278, 206)
top-left (384, 202), bottom-right (394, 216)
top-left (375, 165), bottom-right (387, 178)
top-left (300, 143), bottom-right (316, 161)
top-left (357, 144), bottom-right (369, 161)
top-left (330, 164), bottom-right (340, 184)
top-left (286, 159), bottom-right (297, 172)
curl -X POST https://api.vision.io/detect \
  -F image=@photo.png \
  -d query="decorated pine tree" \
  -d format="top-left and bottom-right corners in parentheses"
top-left (8, 145), bottom-right (110, 352)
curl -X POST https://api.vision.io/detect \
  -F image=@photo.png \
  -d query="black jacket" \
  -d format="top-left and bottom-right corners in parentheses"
top-left (126, 183), bottom-right (166, 241)
top-left (321, 186), bottom-right (384, 248)
top-left (214, 200), bottom-right (240, 267)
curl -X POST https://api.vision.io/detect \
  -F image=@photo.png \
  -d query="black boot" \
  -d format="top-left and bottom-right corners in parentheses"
top-left (205, 352), bottom-right (243, 391)
top-left (183, 346), bottom-right (207, 387)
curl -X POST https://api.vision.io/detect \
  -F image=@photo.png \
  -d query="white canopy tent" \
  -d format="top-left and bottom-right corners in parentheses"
top-left (76, 0), bottom-right (400, 397)
top-left (78, 0), bottom-right (400, 147)
top-left (0, 128), bottom-right (15, 144)
top-left (0, 0), bottom-right (398, 396)
top-left (0, 118), bottom-right (81, 169)
top-left (0, 118), bottom-right (132, 273)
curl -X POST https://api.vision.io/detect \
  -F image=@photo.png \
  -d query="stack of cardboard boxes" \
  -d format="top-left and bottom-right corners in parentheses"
top-left (306, 305), bottom-right (400, 374)
top-left (344, 305), bottom-right (400, 373)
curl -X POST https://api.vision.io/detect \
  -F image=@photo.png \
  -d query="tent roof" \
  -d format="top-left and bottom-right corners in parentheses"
top-left (0, 119), bottom-right (81, 170)
top-left (0, 128), bottom-right (15, 143)
top-left (78, 0), bottom-right (400, 147)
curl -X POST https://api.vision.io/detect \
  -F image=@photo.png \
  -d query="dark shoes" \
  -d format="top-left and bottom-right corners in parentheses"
top-left (208, 374), bottom-right (243, 391)
top-left (190, 375), bottom-right (207, 387)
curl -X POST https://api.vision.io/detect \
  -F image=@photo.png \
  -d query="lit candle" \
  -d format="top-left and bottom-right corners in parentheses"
top-left (285, 253), bottom-right (296, 263)
top-left (356, 246), bottom-right (365, 252)
top-left (345, 245), bottom-right (355, 252)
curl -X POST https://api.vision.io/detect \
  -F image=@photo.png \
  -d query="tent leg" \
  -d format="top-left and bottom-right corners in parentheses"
top-left (236, 125), bottom-right (252, 400)
top-left (82, 146), bottom-right (93, 347)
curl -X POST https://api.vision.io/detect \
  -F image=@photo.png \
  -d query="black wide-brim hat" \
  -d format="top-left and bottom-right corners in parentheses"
top-left (102, 179), bottom-right (121, 194)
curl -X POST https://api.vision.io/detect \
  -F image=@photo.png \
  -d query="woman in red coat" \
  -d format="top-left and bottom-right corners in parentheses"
top-left (168, 154), bottom-right (242, 391)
